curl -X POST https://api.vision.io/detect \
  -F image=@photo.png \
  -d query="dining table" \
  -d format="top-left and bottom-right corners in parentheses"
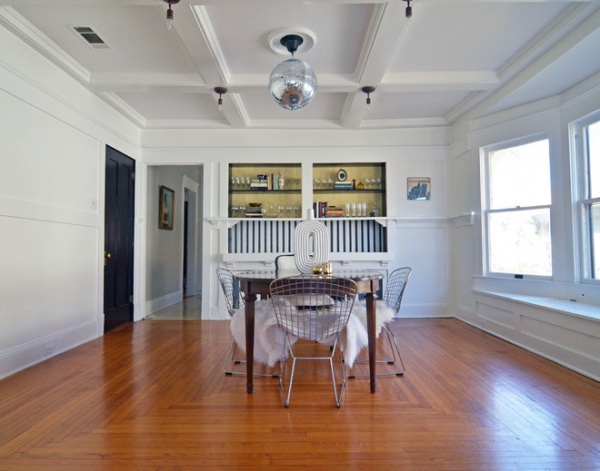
top-left (234, 270), bottom-right (385, 394)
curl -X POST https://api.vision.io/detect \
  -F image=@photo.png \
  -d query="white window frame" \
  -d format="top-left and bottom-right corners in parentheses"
top-left (570, 110), bottom-right (600, 285)
top-left (480, 134), bottom-right (552, 279)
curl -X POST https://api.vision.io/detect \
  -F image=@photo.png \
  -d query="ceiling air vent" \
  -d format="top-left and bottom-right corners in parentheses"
top-left (71, 26), bottom-right (110, 50)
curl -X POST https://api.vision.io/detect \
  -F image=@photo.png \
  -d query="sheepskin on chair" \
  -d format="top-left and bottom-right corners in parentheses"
top-left (229, 302), bottom-right (289, 368)
top-left (350, 300), bottom-right (396, 336)
top-left (229, 300), bottom-right (395, 369)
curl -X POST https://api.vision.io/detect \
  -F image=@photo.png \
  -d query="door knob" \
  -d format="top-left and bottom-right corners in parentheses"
top-left (104, 252), bottom-right (112, 266)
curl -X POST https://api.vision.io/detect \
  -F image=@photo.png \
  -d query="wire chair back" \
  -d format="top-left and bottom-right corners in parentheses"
top-left (270, 275), bottom-right (357, 342)
top-left (383, 267), bottom-right (411, 314)
top-left (216, 268), bottom-right (244, 316)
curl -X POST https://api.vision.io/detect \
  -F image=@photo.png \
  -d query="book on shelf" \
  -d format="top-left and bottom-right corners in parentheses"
top-left (334, 181), bottom-right (353, 190)
top-left (313, 201), bottom-right (329, 218)
top-left (245, 207), bottom-right (264, 218)
top-left (326, 205), bottom-right (344, 217)
top-left (250, 179), bottom-right (268, 191)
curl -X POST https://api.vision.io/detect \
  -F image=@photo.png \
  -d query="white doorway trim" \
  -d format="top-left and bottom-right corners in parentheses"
top-left (182, 175), bottom-right (199, 298)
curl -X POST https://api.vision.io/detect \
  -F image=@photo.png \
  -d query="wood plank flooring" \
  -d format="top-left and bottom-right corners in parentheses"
top-left (0, 317), bottom-right (599, 470)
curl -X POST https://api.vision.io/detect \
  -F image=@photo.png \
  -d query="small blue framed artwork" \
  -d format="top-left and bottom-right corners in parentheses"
top-left (407, 177), bottom-right (431, 201)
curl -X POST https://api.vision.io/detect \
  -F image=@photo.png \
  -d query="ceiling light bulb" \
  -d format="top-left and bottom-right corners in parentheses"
top-left (362, 86), bottom-right (375, 111)
top-left (163, 0), bottom-right (179, 30)
top-left (404, 0), bottom-right (413, 18)
top-left (214, 87), bottom-right (228, 112)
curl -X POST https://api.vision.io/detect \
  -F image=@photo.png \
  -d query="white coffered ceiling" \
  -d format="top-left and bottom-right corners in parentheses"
top-left (1, 0), bottom-right (599, 130)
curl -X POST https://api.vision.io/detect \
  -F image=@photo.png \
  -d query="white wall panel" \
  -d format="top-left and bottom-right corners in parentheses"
top-left (0, 218), bottom-right (98, 349)
top-left (0, 90), bottom-right (100, 217)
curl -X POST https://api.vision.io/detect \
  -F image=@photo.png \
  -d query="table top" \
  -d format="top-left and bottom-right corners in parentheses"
top-left (234, 270), bottom-right (384, 282)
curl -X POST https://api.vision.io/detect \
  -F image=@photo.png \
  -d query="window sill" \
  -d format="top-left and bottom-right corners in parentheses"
top-left (472, 289), bottom-right (600, 323)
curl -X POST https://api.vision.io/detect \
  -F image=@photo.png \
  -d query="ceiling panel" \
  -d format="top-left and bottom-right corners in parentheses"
top-left (3, 0), bottom-right (598, 130)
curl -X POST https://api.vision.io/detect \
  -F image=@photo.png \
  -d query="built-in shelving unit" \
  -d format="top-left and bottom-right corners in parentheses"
top-left (312, 163), bottom-right (386, 217)
top-left (228, 163), bottom-right (301, 218)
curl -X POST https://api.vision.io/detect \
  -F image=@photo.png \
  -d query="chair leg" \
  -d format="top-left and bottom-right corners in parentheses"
top-left (280, 346), bottom-right (298, 408)
top-left (347, 324), bottom-right (405, 379)
top-left (280, 337), bottom-right (347, 408)
top-left (330, 341), bottom-right (347, 408)
top-left (224, 338), bottom-right (280, 378)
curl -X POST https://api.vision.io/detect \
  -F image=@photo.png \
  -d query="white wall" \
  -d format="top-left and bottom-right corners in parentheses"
top-left (145, 165), bottom-right (202, 315)
top-left (450, 73), bottom-right (600, 381)
top-left (0, 24), bottom-right (140, 379)
top-left (141, 131), bottom-right (454, 320)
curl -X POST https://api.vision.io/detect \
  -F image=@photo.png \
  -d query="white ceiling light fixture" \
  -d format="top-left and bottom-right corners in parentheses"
top-left (162, 0), bottom-right (180, 30)
top-left (268, 33), bottom-right (317, 111)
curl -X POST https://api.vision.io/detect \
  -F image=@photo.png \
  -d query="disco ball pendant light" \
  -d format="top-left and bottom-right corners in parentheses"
top-left (268, 34), bottom-right (317, 111)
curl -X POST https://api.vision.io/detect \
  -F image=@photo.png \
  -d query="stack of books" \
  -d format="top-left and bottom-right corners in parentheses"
top-left (326, 205), bottom-right (344, 217)
top-left (334, 181), bottom-right (352, 190)
top-left (250, 178), bottom-right (268, 191)
top-left (245, 206), bottom-right (263, 218)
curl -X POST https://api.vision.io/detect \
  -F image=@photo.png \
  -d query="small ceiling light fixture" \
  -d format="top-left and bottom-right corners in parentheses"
top-left (268, 34), bottom-right (317, 111)
top-left (214, 86), bottom-right (227, 111)
top-left (163, 0), bottom-right (180, 30)
top-left (403, 0), bottom-right (413, 18)
top-left (362, 86), bottom-right (375, 110)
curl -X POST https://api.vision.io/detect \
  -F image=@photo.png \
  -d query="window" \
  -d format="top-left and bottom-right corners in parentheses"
top-left (573, 113), bottom-right (600, 281)
top-left (482, 138), bottom-right (552, 277)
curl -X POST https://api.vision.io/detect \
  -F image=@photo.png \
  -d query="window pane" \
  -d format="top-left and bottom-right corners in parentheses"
top-left (589, 202), bottom-right (600, 279)
top-left (488, 208), bottom-right (552, 276)
top-left (489, 140), bottom-right (550, 209)
top-left (588, 121), bottom-right (600, 198)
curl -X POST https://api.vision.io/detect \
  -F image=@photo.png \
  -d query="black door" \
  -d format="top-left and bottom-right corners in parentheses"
top-left (104, 146), bottom-right (135, 332)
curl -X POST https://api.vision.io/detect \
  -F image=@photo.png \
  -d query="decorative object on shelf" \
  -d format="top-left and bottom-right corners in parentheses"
top-left (294, 210), bottom-right (330, 273)
top-left (337, 169), bottom-right (347, 182)
top-left (159, 185), bottom-right (175, 230)
top-left (357, 181), bottom-right (365, 190)
top-left (162, 0), bottom-right (180, 30)
top-left (362, 86), bottom-right (375, 109)
top-left (407, 177), bottom-right (431, 201)
top-left (214, 86), bottom-right (227, 111)
top-left (268, 33), bottom-right (317, 111)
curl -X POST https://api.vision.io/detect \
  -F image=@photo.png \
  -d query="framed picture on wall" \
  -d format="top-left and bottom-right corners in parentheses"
top-left (407, 177), bottom-right (431, 201)
top-left (159, 185), bottom-right (175, 230)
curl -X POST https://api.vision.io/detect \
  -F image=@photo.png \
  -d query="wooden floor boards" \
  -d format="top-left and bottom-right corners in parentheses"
top-left (0, 317), bottom-right (599, 470)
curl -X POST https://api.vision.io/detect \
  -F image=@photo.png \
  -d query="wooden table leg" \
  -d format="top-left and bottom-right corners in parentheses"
top-left (365, 291), bottom-right (377, 393)
top-left (244, 293), bottom-right (257, 394)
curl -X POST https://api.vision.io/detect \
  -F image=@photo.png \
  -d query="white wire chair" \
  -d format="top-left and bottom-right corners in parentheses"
top-left (269, 275), bottom-right (358, 407)
top-left (216, 268), bottom-right (278, 378)
top-left (348, 267), bottom-right (411, 378)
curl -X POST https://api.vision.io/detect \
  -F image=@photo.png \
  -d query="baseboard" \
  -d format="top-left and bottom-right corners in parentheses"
top-left (145, 290), bottom-right (183, 316)
top-left (0, 320), bottom-right (98, 380)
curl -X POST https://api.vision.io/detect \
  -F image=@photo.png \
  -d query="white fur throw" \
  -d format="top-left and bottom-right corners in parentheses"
top-left (351, 300), bottom-right (396, 336)
top-left (229, 302), bottom-right (289, 368)
top-left (229, 300), bottom-right (396, 369)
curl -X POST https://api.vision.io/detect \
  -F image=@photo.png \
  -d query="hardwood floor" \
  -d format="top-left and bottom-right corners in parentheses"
top-left (0, 317), bottom-right (599, 470)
